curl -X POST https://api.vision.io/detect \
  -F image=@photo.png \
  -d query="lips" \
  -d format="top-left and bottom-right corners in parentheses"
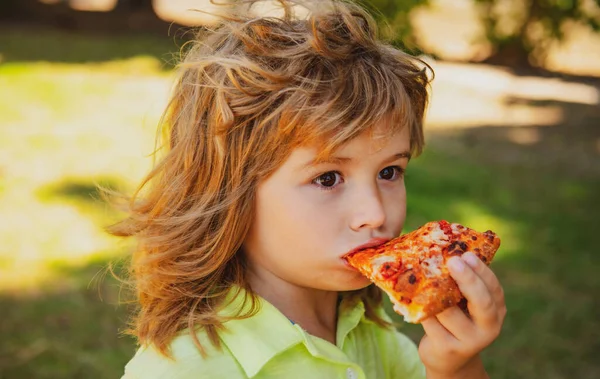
top-left (342, 237), bottom-right (391, 261)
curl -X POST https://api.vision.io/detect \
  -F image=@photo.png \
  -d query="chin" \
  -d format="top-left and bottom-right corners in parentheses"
top-left (327, 273), bottom-right (372, 292)
top-left (304, 274), bottom-right (371, 292)
top-left (347, 276), bottom-right (373, 291)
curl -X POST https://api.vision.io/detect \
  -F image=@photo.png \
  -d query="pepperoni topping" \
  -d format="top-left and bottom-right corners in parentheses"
top-left (400, 296), bottom-right (412, 304)
top-left (447, 241), bottom-right (460, 251)
top-left (483, 230), bottom-right (497, 243)
top-left (380, 261), bottom-right (402, 279)
top-left (447, 240), bottom-right (468, 256)
top-left (438, 220), bottom-right (453, 236)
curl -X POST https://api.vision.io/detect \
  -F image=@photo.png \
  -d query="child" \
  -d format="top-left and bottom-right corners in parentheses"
top-left (114, 1), bottom-right (506, 378)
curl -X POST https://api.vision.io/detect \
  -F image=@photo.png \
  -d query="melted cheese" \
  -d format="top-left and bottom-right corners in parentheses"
top-left (421, 224), bottom-right (449, 245)
top-left (421, 255), bottom-right (443, 278)
top-left (388, 294), bottom-right (426, 323)
top-left (451, 223), bottom-right (462, 235)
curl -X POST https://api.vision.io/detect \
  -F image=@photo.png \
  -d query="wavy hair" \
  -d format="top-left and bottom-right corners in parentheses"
top-left (108, 0), bottom-right (432, 358)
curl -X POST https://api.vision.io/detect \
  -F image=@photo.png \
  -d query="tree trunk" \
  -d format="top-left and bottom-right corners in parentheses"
top-left (481, 0), bottom-right (543, 69)
top-left (114, 0), bottom-right (155, 13)
top-left (482, 38), bottom-right (532, 68)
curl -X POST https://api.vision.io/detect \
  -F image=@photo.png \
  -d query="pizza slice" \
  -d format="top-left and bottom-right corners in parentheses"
top-left (343, 220), bottom-right (501, 323)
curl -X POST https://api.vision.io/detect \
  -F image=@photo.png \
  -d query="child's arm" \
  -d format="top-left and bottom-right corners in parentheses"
top-left (425, 356), bottom-right (489, 379)
top-left (418, 252), bottom-right (506, 379)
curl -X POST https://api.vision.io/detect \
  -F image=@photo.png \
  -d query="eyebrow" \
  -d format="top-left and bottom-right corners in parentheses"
top-left (300, 151), bottom-right (412, 170)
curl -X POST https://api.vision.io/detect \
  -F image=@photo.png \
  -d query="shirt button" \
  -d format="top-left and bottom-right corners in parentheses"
top-left (346, 367), bottom-right (358, 379)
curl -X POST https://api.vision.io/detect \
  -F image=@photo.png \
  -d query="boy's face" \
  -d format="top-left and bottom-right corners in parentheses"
top-left (243, 123), bottom-right (411, 292)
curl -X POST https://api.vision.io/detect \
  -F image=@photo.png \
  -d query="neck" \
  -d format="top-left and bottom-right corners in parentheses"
top-left (247, 264), bottom-right (339, 345)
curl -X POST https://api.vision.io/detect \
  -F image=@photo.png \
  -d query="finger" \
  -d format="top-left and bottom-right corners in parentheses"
top-left (462, 252), bottom-right (505, 308)
top-left (447, 256), bottom-right (498, 328)
top-left (421, 316), bottom-right (456, 344)
top-left (435, 305), bottom-right (475, 342)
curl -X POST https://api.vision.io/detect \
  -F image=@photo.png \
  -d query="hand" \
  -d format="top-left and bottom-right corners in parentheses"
top-left (418, 252), bottom-right (506, 379)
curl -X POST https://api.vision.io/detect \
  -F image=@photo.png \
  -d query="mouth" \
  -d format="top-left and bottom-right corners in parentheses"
top-left (341, 237), bottom-right (391, 261)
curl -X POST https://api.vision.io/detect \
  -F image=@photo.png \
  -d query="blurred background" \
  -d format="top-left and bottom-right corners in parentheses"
top-left (0, 0), bottom-right (598, 378)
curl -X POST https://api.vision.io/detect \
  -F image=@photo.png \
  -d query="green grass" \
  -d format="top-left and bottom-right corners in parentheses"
top-left (0, 259), bottom-right (135, 378)
top-left (0, 27), bottom-right (183, 67)
top-left (1, 25), bottom-right (598, 379)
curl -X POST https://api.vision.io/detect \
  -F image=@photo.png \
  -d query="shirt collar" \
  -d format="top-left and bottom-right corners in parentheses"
top-left (217, 287), bottom-right (367, 378)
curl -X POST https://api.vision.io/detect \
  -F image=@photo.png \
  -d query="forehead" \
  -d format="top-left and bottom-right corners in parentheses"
top-left (335, 124), bottom-right (410, 155)
top-left (304, 122), bottom-right (411, 162)
top-left (286, 124), bottom-right (411, 168)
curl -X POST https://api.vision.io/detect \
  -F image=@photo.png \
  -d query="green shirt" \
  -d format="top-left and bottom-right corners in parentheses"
top-left (122, 290), bottom-right (425, 379)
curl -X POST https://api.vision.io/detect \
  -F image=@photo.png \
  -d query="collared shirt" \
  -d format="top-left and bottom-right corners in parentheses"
top-left (122, 290), bottom-right (425, 379)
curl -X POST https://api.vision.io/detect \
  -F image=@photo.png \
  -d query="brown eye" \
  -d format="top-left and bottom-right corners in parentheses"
top-left (314, 171), bottom-right (341, 188)
top-left (379, 166), bottom-right (401, 180)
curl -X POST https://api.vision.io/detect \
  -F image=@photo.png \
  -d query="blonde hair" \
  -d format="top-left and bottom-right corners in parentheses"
top-left (109, 0), bottom-right (432, 358)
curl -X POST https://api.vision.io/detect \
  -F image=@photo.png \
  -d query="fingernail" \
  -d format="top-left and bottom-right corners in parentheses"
top-left (448, 257), bottom-right (465, 273)
top-left (463, 252), bottom-right (479, 268)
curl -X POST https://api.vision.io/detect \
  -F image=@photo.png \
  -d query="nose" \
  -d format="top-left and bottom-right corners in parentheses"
top-left (349, 185), bottom-right (386, 231)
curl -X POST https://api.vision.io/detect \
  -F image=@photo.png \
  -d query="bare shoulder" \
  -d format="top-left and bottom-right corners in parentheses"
top-left (121, 330), bottom-right (245, 379)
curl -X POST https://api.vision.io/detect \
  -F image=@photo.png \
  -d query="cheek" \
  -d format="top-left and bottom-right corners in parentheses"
top-left (249, 185), bottom-right (337, 262)
top-left (384, 182), bottom-right (407, 234)
top-left (271, 188), bottom-right (340, 245)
